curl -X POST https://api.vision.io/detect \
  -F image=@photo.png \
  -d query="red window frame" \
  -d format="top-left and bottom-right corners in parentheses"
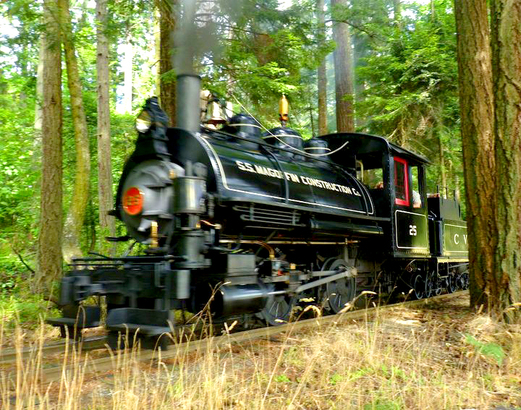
top-left (394, 157), bottom-right (410, 206)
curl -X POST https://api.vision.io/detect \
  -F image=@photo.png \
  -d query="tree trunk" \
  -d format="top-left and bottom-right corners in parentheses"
top-left (121, 26), bottom-right (133, 114)
top-left (157, 0), bottom-right (177, 125)
top-left (454, 0), bottom-right (496, 308)
top-left (490, 0), bottom-right (521, 320)
top-left (331, 0), bottom-right (355, 133)
top-left (438, 131), bottom-right (447, 197)
top-left (36, 0), bottom-right (62, 293)
top-left (393, 0), bottom-right (402, 22)
top-left (154, 7), bottom-right (161, 97)
top-left (34, 35), bottom-right (45, 167)
top-left (96, 0), bottom-right (115, 251)
top-left (59, 0), bottom-right (91, 262)
top-left (317, 0), bottom-right (327, 135)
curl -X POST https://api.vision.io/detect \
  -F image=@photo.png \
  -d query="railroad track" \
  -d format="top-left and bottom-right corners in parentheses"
top-left (0, 336), bottom-right (107, 366)
top-left (26, 290), bottom-right (467, 383)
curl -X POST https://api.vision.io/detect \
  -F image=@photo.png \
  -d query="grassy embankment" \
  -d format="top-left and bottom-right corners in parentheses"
top-left (1, 293), bottom-right (520, 409)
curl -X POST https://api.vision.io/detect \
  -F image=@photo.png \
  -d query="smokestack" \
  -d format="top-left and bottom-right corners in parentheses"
top-left (176, 74), bottom-right (201, 133)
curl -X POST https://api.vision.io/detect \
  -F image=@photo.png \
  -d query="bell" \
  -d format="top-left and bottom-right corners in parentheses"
top-left (206, 100), bottom-right (227, 125)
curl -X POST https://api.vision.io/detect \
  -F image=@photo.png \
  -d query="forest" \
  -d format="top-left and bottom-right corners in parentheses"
top-left (0, 0), bottom-right (520, 322)
top-left (2, 0), bottom-right (521, 408)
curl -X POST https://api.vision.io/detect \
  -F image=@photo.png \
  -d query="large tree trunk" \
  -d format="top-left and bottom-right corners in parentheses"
top-left (121, 26), bottom-right (133, 114)
top-left (34, 36), bottom-right (45, 146)
top-left (393, 0), bottom-right (402, 22)
top-left (454, 0), bottom-right (496, 308)
top-left (154, 7), bottom-right (161, 97)
top-left (317, 0), bottom-right (327, 135)
top-left (157, 0), bottom-right (177, 125)
top-left (490, 0), bottom-right (521, 320)
top-left (34, 35), bottom-right (45, 168)
top-left (59, 0), bottom-right (91, 262)
top-left (331, 0), bottom-right (355, 133)
top-left (36, 0), bottom-right (63, 292)
top-left (96, 0), bottom-right (115, 251)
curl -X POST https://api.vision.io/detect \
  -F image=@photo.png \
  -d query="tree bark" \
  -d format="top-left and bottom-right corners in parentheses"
top-left (157, 0), bottom-right (177, 126)
top-left (59, 0), bottom-right (91, 262)
top-left (331, 0), bottom-right (355, 133)
top-left (317, 0), bottom-right (327, 135)
top-left (454, 0), bottom-right (496, 308)
top-left (96, 0), bottom-right (115, 251)
top-left (438, 130), bottom-right (447, 197)
top-left (393, 0), bottom-right (402, 23)
top-left (36, 0), bottom-right (62, 292)
top-left (490, 0), bottom-right (521, 320)
top-left (34, 35), bottom-right (45, 168)
top-left (121, 25), bottom-right (133, 114)
top-left (154, 7), bottom-right (161, 97)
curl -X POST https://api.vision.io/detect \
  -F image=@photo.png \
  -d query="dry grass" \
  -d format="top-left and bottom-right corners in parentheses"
top-left (1, 295), bottom-right (521, 410)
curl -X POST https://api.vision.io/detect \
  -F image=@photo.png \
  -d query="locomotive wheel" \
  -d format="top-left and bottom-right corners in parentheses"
top-left (426, 272), bottom-right (442, 296)
top-left (412, 274), bottom-right (426, 299)
top-left (259, 291), bottom-right (295, 326)
top-left (324, 259), bottom-right (356, 314)
top-left (447, 273), bottom-right (458, 293)
top-left (434, 274), bottom-right (442, 295)
top-left (424, 272), bottom-right (436, 298)
top-left (458, 272), bottom-right (469, 290)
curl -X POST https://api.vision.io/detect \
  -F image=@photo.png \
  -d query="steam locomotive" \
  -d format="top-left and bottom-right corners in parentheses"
top-left (49, 74), bottom-right (468, 341)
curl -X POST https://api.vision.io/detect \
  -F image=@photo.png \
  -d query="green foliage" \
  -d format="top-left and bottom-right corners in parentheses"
top-left (351, 0), bottom-right (463, 196)
top-left (274, 374), bottom-right (291, 383)
top-left (202, 0), bottom-right (334, 136)
top-left (0, 77), bottom-right (40, 237)
top-left (0, 249), bottom-right (58, 328)
top-left (0, 256), bottom-right (24, 292)
top-left (328, 373), bottom-right (343, 385)
top-left (0, 0), bottom-right (470, 296)
top-left (363, 401), bottom-right (401, 410)
top-left (465, 334), bottom-right (506, 366)
top-left (0, 293), bottom-right (59, 328)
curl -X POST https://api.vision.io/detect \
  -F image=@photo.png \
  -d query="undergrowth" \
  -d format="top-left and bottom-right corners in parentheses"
top-left (0, 295), bottom-right (520, 409)
top-left (0, 252), bottom-right (59, 331)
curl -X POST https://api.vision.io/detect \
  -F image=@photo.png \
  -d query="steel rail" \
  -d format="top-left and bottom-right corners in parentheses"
top-left (0, 336), bottom-right (107, 366)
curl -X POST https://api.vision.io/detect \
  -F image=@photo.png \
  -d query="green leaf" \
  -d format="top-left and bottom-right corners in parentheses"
top-left (465, 334), bottom-right (506, 366)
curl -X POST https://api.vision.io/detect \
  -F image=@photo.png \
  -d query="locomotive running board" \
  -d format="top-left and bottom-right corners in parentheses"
top-left (294, 267), bottom-right (357, 294)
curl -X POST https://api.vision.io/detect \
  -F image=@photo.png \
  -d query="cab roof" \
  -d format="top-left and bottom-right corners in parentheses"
top-left (320, 132), bottom-right (431, 166)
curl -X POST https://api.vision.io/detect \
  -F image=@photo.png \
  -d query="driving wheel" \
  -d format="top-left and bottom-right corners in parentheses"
top-left (323, 259), bottom-right (356, 313)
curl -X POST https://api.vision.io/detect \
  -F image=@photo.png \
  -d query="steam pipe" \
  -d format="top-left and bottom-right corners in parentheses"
top-left (176, 74), bottom-right (201, 133)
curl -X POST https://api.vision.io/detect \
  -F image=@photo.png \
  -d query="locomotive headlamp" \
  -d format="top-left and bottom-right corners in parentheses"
top-left (135, 109), bottom-right (152, 133)
top-left (122, 186), bottom-right (143, 215)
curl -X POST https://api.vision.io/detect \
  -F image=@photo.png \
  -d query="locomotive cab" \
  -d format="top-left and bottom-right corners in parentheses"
top-left (320, 132), bottom-right (436, 259)
top-left (389, 154), bottom-right (430, 258)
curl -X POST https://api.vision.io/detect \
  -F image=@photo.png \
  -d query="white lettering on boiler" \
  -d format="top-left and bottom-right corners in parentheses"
top-left (235, 160), bottom-right (360, 197)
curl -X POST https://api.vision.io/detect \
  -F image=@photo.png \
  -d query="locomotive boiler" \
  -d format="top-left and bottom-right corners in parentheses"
top-left (49, 74), bottom-right (468, 342)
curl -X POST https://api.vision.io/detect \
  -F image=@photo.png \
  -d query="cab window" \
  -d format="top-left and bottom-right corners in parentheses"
top-left (394, 157), bottom-right (409, 206)
top-left (411, 165), bottom-right (422, 208)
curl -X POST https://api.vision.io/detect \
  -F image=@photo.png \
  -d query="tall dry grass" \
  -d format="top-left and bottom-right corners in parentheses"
top-left (1, 302), bottom-right (520, 409)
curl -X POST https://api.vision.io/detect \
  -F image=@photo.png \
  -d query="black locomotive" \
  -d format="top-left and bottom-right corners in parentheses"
top-left (50, 74), bottom-right (468, 340)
